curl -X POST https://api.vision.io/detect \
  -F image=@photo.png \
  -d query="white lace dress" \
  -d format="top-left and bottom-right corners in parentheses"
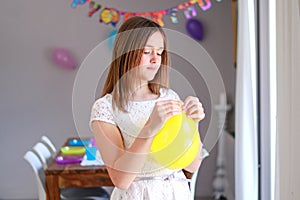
top-left (90, 88), bottom-right (191, 200)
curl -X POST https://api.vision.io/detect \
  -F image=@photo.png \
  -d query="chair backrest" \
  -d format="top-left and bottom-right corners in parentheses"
top-left (41, 135), bottom-right (57, 155)
top-left (32, 142), bottom-right (52, 169)
top-left (25, 150), bottom-right (109, 200)
top-left (24, 151), bottom-right (46, 200)
top-left (190, 148), bottom-right (210, 200)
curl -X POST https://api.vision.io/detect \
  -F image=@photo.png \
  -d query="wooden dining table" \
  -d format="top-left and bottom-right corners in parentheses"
top-left (45, 137), bottom-right (114, 200)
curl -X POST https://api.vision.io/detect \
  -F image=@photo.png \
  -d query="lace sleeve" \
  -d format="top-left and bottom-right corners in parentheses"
top-left (90, 96), bottom-right (116, 130)
top-left (167, 88), bottom-right (181, 101)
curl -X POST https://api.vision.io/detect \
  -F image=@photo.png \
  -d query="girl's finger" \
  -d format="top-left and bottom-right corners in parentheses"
top-left (183, 96), bottom-right (200, 111)
top-left (187, 112), bottom-right (205, 122)
top-left (156, 99), bottom-right (182, 107)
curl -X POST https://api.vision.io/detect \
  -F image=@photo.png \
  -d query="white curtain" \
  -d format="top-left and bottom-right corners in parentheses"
top-left (235, 0), bottom-right (258, 200)
top-left (275, 0), bottom-right (300, 199)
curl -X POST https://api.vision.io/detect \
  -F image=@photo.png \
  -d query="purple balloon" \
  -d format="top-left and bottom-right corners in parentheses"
top-left (186, 19), bottom-right (204, 41)
top-left (52, 48), bottom-right (77, 69)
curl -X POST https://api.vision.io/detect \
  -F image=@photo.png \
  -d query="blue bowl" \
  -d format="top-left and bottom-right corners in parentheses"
top-left (69, 139), bottom-right (91, 146)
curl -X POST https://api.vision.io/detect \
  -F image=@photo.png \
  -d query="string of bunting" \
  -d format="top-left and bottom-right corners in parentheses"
top-left (71, 0), bottom-right (222, 27)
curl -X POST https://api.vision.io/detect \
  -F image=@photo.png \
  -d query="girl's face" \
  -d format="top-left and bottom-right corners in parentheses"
top-left (138, 31), bottom-right (164, 84)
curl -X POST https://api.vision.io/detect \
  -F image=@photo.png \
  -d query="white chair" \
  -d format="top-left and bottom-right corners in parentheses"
top-left (32, 142), bottom-right (52, 169)
top-left (32, 138), bottom-right (110, 199)
top-left (24, 150), bottom-right (110, 200)
top-left (24, 151), bottom-right (46, 200)
top-left (40, 135), bottom-right (57, 155)
top-left (190, 148), bottom-right (210, 200)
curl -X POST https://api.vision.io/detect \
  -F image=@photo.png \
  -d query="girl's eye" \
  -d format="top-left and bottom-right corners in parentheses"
top-left (143, 49), bottom-right (163, 56)
top-left (157, 50), bottom-right (164, 56)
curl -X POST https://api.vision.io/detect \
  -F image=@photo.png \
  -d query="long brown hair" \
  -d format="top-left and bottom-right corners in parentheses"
top-left (102, 16), bottom-right (169, 111)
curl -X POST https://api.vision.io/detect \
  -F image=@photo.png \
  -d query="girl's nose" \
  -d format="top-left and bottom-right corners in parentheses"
top-left (150, 52), bottom-right (158, 63)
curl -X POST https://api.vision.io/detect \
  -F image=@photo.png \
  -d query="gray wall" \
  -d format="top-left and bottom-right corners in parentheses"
top-left (0, 0), bottom-right (235, 198)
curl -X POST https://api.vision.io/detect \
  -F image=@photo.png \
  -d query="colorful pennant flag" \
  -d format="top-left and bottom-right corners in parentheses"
top-left (70, 0), bottom-right (222, 27)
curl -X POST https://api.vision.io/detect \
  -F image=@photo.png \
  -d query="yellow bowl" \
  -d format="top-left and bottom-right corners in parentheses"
top-left (61, 146), bottom-right (86, 155)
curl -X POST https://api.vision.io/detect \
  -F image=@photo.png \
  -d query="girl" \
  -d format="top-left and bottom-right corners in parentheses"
top-left (90, 16), bottom-right (205, 199)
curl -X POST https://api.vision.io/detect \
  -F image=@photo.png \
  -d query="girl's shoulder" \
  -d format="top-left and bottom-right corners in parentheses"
top-left (90, 93), bottom-right (116, 126)
top-left (159, 88), bottom-right (180, 100)
top-left (94, 93), bottom-right (112, 105)
top-left (91, 93), bottom-right (113, 115)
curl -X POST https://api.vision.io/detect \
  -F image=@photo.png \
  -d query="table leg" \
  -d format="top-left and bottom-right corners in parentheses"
top-left (46, 175), bottom-right (60, 200)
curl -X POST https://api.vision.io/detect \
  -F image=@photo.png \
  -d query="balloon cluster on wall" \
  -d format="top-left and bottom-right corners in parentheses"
top-left (70, 0), bottom-right (223, 29)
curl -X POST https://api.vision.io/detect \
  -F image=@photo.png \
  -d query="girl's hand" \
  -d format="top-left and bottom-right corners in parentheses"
top-left (145, 100), bottom-right (182, 138)
top-left (182, 96), bottom-right (205, 123)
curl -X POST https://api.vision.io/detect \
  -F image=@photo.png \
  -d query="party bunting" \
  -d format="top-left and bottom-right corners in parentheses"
top-left (71, 0), bottom-right (222, 27)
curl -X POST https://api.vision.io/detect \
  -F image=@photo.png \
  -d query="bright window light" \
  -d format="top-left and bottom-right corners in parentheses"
top-left (269, 0), bottom-right (277, 199)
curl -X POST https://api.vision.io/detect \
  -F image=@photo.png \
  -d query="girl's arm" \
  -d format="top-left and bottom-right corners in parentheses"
top-left (183, 129), bottom-right (203, 173)
top-left (92, 121), bottom-right (153, 190)
top-left (92, 100), bottom-right (182, 190)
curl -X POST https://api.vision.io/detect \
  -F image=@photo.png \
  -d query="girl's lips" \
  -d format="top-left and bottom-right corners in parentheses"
top-left (146, 65), bottom-right (159, 70)
top-left (147, 67), bottom-right (156, 70)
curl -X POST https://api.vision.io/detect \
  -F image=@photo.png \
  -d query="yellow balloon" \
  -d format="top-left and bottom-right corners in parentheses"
top-left (151, 112), bottom-right (200, 169)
